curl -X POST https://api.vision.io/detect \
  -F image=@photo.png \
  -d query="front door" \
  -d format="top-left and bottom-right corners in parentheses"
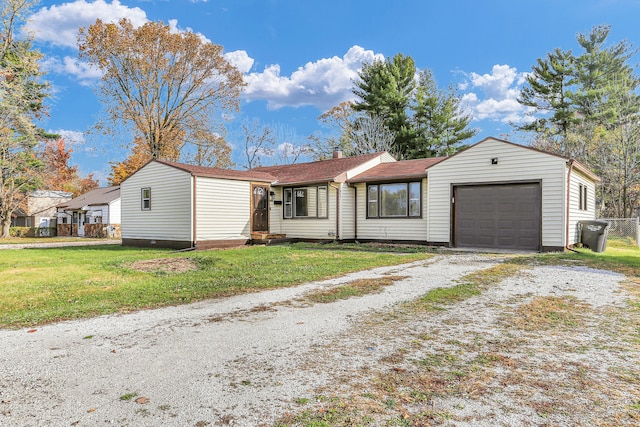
top-left (251, 184), bottom-right (269, 232)
top-left (77, 212), bottom-right (85, 237)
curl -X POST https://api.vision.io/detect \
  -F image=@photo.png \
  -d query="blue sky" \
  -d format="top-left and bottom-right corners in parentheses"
top-left (26, 0), bottom-right (640, 184)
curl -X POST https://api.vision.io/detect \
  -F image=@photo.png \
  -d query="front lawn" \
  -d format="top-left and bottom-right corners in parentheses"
top-left (0, 244), bottom-right (431, 328)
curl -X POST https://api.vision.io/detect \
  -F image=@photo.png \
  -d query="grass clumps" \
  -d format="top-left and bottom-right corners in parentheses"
top-left (512, 296), bottom-right (587, 331)
top-left (417, 263), bottom-right (524, 312)
top-left (305, 276), bottom-right (407, 304)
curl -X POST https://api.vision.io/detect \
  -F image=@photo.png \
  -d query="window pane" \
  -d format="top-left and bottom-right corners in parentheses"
top-left (284, 189), bottom-right (292, 218)
top-left (295, 188), bottom-right (309, 217)
top-left (368, 185), bottom-right (378, 217)
top-left (380, 183), bottom-right (407, 217)
top-left (409, 182), bottom-right (421, 217)
top-left (141, 188), bottom-right (151, 210)
top-left (317, 186), bottom-right (328, 218)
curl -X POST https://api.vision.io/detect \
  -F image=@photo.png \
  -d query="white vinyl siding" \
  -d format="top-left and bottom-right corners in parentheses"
top-left (109, 199), bottom-right (121, 224)
top-left (121, 162), bottom-right (193, 242)
top-left (339, 183), bottom-right (356, 239)
top-left (195, 177), bottom-right (253, 241)
top-left (270, 187), bottom-right (284, 234)
top-left (427, 138), bottom-right (567, 247)
top-left (567, 168), bottom-right (597, 245)
top-left (355, 179), bottom-right (429, 241)
top-left (277, 185), bottom-right (337, 239)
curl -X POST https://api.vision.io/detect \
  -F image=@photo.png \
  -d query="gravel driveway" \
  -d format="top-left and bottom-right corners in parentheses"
top-left (1, 253), bottom-right (637, 426)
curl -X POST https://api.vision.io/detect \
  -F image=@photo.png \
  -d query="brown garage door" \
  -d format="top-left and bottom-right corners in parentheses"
top-left (454, 183), bottom-right (541, 250)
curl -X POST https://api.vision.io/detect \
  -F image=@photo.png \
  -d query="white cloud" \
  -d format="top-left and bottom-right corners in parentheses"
top-left (27, 0), bottom-right (148, 48)
top-left (51, 129), bottom-right (87, 146)
top-left (243, 45), bottom-right (384, 110)
top-left (167, 18), bottom-right (211, 43)
top-left (224, 50), bottom-right (254, 74)
top-left (460, 64), bottom-right (531, 124)
top-left (42, 56), bottom-right (102, 84)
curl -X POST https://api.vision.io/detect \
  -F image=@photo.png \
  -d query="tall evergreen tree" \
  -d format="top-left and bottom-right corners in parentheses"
top-left (516, 48), bottom-right (576, 146)
top-left (352, 56), bottom-right (476, 159)
top-left (412, 69), bottom-right (477, 157)
top-left (517, 25), bottom-right (640, 216)
top-left (572, 25), bottom-right (639, 126)
top-left (353, 53), bottom-right (416, 158)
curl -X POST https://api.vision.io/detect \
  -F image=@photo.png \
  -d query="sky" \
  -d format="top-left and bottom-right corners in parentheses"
top-left (23, 0), bottom-right (640, 184)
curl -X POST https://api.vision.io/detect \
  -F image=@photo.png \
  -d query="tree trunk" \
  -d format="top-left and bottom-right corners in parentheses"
top-left (0, 217), bottom-right (11, 238)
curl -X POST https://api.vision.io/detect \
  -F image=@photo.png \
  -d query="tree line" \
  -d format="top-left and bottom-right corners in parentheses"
top-left (516, 25), bottom-right (639, 217)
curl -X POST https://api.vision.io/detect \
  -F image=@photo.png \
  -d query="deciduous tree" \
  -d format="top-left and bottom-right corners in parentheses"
top-left (0, 0), bottom-right (49, 237)
top-left (78, 18), bottom-right (241, 180)
top-left (242, 119), bottom-right (275, 169)
top-left (39, 138), bottom-right (99, 195)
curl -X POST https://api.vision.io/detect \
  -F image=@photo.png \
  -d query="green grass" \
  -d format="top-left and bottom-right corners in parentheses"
top-left (0, 236), bottom-right (100, 245)
top-left (0, 244), bottom-right (429, 328)
top-left (416, 263), bottom-right (524, 311)
top-left (291, 241), bottom-right (436, 253)
top-left (507, 239), bottom-right (640, 278)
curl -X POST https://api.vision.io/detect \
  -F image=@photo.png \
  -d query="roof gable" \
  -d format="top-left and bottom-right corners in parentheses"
top-left (431, 137), bottom-right (600, 182)
top-left (348, 157), bottom-right (446, 183)
top-left (57, 186), bottom-right (120, 210)
top-left (253, 152), bottom-right (386, 185)
top-left (153, 159), bottom-right (276, 182)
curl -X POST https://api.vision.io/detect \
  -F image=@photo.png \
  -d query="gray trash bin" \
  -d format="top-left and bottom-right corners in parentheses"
top-left (579, 220), bottom-right (610, 252)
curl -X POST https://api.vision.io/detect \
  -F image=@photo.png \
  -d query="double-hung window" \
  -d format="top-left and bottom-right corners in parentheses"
top-left (283, 185), bottom-right (328, 219)
top-left (367, 182), bottom-right (421, 218)
top-left (578, 183), bottom-right (588, 211)
top-left (141, 188), bottom-right (151, 210)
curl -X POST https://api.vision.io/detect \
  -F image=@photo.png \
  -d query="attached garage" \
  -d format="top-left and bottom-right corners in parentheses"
top-left (427, 137), bottom-right (599, 252)
top-left (453, 182), bottom-right (541, 250)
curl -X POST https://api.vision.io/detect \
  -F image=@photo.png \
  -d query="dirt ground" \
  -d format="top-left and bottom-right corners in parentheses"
top-left (1, 253), bottom-right (638, 426)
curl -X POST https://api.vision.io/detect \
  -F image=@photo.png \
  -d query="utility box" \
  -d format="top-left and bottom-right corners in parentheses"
top-left (579, 220), bottom-right (610, 253)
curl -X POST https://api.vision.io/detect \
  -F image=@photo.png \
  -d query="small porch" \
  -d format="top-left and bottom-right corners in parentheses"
top-left (249, 232), bottom-right (290, 245)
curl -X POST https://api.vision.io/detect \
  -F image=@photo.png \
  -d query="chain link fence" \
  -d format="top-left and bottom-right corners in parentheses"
top-left (598, 218), bottom-right (640, 246)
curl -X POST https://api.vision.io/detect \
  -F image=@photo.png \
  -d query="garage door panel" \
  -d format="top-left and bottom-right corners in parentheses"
top-left (454, 183), bottom-right (541, 251)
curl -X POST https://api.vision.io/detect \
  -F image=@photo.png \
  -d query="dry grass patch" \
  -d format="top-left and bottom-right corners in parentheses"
top-left (511, 295), bottom-right (588, 331)
top-left (304, 276), bottom-right (407, 304)
top-left (128, 257), bottom-right (199, 273)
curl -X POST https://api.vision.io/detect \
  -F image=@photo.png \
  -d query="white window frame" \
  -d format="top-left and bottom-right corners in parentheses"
top-left (283, 185), bottom-right (329, 219)
top-left (141, 188), bottom-right (151, 211)
top-left (367, 182), bottom-right (422, 219)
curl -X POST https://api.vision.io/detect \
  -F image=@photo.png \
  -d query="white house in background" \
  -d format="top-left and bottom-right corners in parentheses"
top-left (56, 186), bottom-right (121, 238)
top-left (120, 137), bottom-right (599, 252)
top-left (11, 190), bottom-right (72, 229)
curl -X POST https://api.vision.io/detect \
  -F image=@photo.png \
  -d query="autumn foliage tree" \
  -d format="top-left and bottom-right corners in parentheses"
top-left (0, 0), bottom-right (50, 237)
top-left (78, 18), bottom-right (243, 181)
top-left (38, 138), bottom-right (99, 196)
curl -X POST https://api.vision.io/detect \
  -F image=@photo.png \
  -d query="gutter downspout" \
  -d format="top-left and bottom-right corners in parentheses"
top-left (565, 160), bottom-right (579, 253)
top-left (353, 185), bottom-right (357, 241)
top-left (192, 174), bottom-right (197, 249)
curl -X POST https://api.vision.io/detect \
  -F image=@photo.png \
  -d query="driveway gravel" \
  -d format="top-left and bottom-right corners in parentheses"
top-left (0, 253), bottom-right (637, 426)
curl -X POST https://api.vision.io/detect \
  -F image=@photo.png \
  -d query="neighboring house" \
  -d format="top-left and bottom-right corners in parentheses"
top-left (120, 137), bottom-right (599, 252)
top-left (56, 187), bottom-right (121, 238)
top-left (11, 190), bottom-right (73, 229)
